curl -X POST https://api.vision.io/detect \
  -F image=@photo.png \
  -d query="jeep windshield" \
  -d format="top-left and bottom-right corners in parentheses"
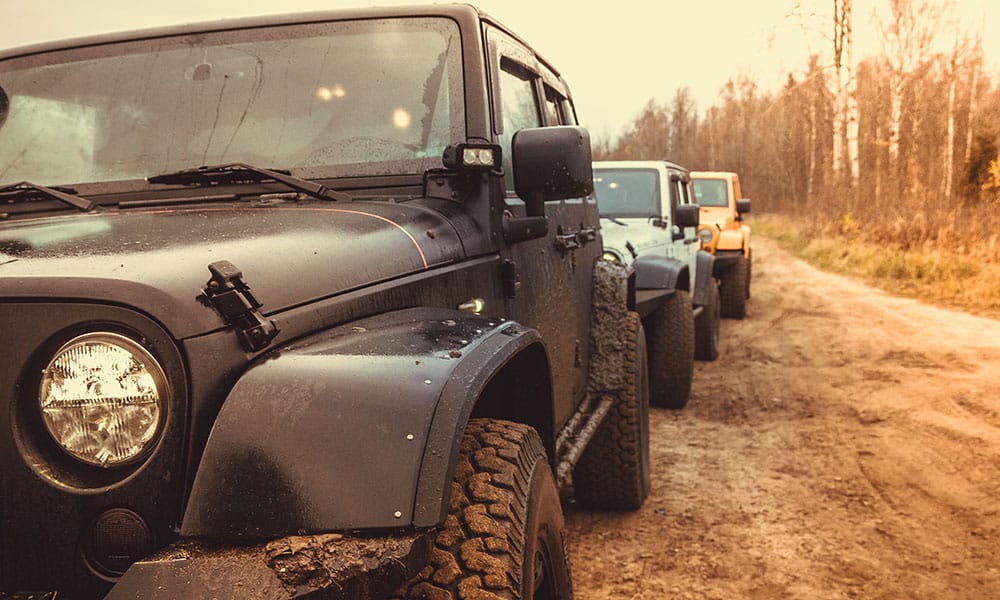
top-left (0, 17), bottom-right (462, 188)
top-left (691, 179), bottom-right (729, 207)
top-left (593, 168), bottom-right (660, 218)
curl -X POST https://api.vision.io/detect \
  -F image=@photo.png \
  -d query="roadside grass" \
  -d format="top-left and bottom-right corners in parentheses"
top-left (752, 214), bottom-right (1000, 320)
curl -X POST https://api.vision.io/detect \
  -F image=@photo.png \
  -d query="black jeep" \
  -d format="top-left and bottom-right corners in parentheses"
top-left (0, 5), bottom-right (650, 598)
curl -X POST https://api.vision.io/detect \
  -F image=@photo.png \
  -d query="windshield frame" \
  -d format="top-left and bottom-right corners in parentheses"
top-left (0, 14), bottom-right (467, 191)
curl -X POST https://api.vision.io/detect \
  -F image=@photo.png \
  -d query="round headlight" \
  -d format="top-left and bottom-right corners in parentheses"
top-left (39, 333), bottom-right (168, 468)
top-left (602, 250), bottom-right (621, 263)
top-left (699, 228), bottom-right (714, 244)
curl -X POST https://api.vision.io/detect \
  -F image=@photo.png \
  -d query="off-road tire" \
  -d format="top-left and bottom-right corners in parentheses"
top-left (573, 311), bottom-right (650, 510)
top-left (644, 290), bottom-right (694, 409)
top-left (694, 280), bottom-right (720, 361)
top-left (745, 248), bottom-right (752, 299)
top-left (720, 255), bottom-right (748, 319)
top-left (397, 419), bottom-right (572, 600)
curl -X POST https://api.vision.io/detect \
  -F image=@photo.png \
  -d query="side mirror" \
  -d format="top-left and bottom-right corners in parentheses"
top-left (513, 126), bottom-right (593, 217)
top-left (675, 203), bottom-right (699, 229)
top-left (737, 198), bottom-right (751, 214)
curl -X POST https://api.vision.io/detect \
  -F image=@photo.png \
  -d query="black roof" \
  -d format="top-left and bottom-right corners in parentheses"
top-left (0, 3), bottom-right (490, 61)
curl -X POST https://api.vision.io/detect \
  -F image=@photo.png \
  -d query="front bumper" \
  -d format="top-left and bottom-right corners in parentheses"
top-left (103, 531), bottom-right (432, 599)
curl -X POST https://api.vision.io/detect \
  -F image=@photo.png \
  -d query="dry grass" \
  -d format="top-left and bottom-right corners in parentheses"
top-left (752, 213), bottom-right (1000, 320)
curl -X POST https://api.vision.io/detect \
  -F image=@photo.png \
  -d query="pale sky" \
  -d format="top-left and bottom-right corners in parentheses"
top-left (1, 0), bottom-right (997, 140)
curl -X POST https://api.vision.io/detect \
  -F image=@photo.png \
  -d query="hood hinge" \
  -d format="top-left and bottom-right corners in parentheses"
top-left (200, 260), bottom-right (279, 352)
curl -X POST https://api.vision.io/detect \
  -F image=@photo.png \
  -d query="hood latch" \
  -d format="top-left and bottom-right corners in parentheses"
top-left (200, 260), bottom-right (279, 352)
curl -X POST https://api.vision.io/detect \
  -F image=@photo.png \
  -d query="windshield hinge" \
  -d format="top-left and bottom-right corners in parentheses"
top-left (200, 260), bottom-right (279, 352)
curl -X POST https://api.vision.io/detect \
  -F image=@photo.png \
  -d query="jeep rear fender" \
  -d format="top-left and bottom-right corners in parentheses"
top-left (180, 307), bottom-right (546, 537)
top-left (632, 254), bottom-right (689, 291)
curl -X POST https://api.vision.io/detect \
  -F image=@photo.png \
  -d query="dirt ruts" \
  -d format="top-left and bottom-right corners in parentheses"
top-left (565, 237), bottom-right (1000, 599)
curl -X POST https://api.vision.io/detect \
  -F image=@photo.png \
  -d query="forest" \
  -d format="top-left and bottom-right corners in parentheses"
top-left (593, 0), bottom-right (1000, 313)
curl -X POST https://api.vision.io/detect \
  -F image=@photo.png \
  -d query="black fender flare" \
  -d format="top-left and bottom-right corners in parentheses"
top-left (180, 307), bottom-right (546, 537)
top-left (632, 254), bottom-right (690, 291)
top-left (692, 250), bottom-right (717, 307)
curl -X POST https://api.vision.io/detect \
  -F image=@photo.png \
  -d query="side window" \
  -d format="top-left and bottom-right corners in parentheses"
top-left (543, 85), bottom-right (563, 126)
top-left (562, 100), bottom-right (579, 125)
top-left (498, 61), bottom-right (542, 191)
top-left (668, 175), bottom-right (680, 219)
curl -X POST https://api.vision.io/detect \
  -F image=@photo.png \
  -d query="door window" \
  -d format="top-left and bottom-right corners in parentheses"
top-left (497, 62), bottom-right (541, 190)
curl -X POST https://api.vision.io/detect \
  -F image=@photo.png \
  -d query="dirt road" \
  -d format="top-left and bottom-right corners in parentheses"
top-left (565, 237), bottom-right (1000, 599)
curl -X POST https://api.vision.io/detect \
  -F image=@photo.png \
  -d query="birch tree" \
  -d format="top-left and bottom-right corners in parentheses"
top-left (876, 0), bottom-right (942, 179)
top-left (832, 0), bottom-right (860, 188)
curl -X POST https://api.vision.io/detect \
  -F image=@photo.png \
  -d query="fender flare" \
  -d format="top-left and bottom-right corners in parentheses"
top-left (717, 228), bottom-right (744, 251)
top-left (632, 254), bottom-right (689, 291)
top-left (180, 307), bottom-right (546, 537)
top-left (692, 250), bottom-right (717, 307)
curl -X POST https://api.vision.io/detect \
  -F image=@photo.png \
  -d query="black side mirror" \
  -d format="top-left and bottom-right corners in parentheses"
top-left (737, 198), bottom-right (751, 214)
top-left (675, 203), bottom-right (699, 229)
top-left (513, 126), bottom-right (593, 217)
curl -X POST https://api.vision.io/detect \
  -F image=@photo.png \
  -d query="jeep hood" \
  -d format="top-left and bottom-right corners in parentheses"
top-left (0, 202), bottom-right (463, 338)
top-left (600, 217), bottom-right (668, 265)
top-left (699, 206), bottom-right (733, 229)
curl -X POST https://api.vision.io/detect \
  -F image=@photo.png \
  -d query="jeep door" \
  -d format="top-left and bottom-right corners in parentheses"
top-left (485, 24), bottom-right (600, 430)
top-left (668, 167), bottom-right (699, 283)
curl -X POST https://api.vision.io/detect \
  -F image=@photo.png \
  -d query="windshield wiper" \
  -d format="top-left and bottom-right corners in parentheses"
top-left (602, 215), bottom-right (628, 226)
top-left (0, 181), bottom-right (96, 212)
top-left (147, 163), bottom-right (351, 202)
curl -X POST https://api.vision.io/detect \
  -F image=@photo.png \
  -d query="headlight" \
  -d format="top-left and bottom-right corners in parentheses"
top-left (699, 228), bottom-right (714, 244)
top-left (39, 332), bottom-right (168, 467)
top-left (602, 250), bottom-right (621, 263)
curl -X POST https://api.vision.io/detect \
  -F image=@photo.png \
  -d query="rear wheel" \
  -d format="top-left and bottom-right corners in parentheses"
top-left (397, 419), bottom-right (572, 600)
top-left (720, 256), bottom-right (748, 319)
top-left (645, 290), bottom-right (694, 409)
top-left (573, 311), bottom-right (650, 510)
top-left (695, 280), bottom-right (720, 361)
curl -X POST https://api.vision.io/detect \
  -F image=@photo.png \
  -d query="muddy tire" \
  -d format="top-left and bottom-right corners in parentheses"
top-left (694, 280), bottom-right (720, 361)
top-left (720, 255), bottom-right (748, 319)
top-left (573, 311), bottom-right (650, 510)
top-left (397, 419), bottom-right (572, 600)
top-left (644, 290), bottom-right (694, 409)
top-left (745, 248), bottom-right (752, 299)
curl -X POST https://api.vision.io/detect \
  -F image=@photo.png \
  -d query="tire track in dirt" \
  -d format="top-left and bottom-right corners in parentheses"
top-left (565, 237), bottom-right (1000, 599)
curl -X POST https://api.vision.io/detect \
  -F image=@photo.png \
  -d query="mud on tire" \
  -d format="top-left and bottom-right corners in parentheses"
top-left (720, 255), bottom-right (748, 319)
top-left (695, 280), bottom-right (720, 362)
top-left (645, 290), bottom-right (694, 409)
top-left (396, 419), bottom-right (572, 600)
top-left (573, 311), bottom-right (650, 511)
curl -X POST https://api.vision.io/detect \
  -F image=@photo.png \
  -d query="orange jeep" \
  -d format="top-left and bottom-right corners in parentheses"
top-left (691, 171), bottom-right (751, 318)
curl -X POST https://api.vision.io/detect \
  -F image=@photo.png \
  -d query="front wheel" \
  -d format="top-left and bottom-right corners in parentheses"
top-left (644, 290), bottom-right (694, 409)
top-left (695, 279), bottom-right (720, 361)
top-left (745, 248), bottom-right (752, 299)
top-left (720, 255), bottom-right (748, 319)
top-left (396, 419), bottom-right (572, 600)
